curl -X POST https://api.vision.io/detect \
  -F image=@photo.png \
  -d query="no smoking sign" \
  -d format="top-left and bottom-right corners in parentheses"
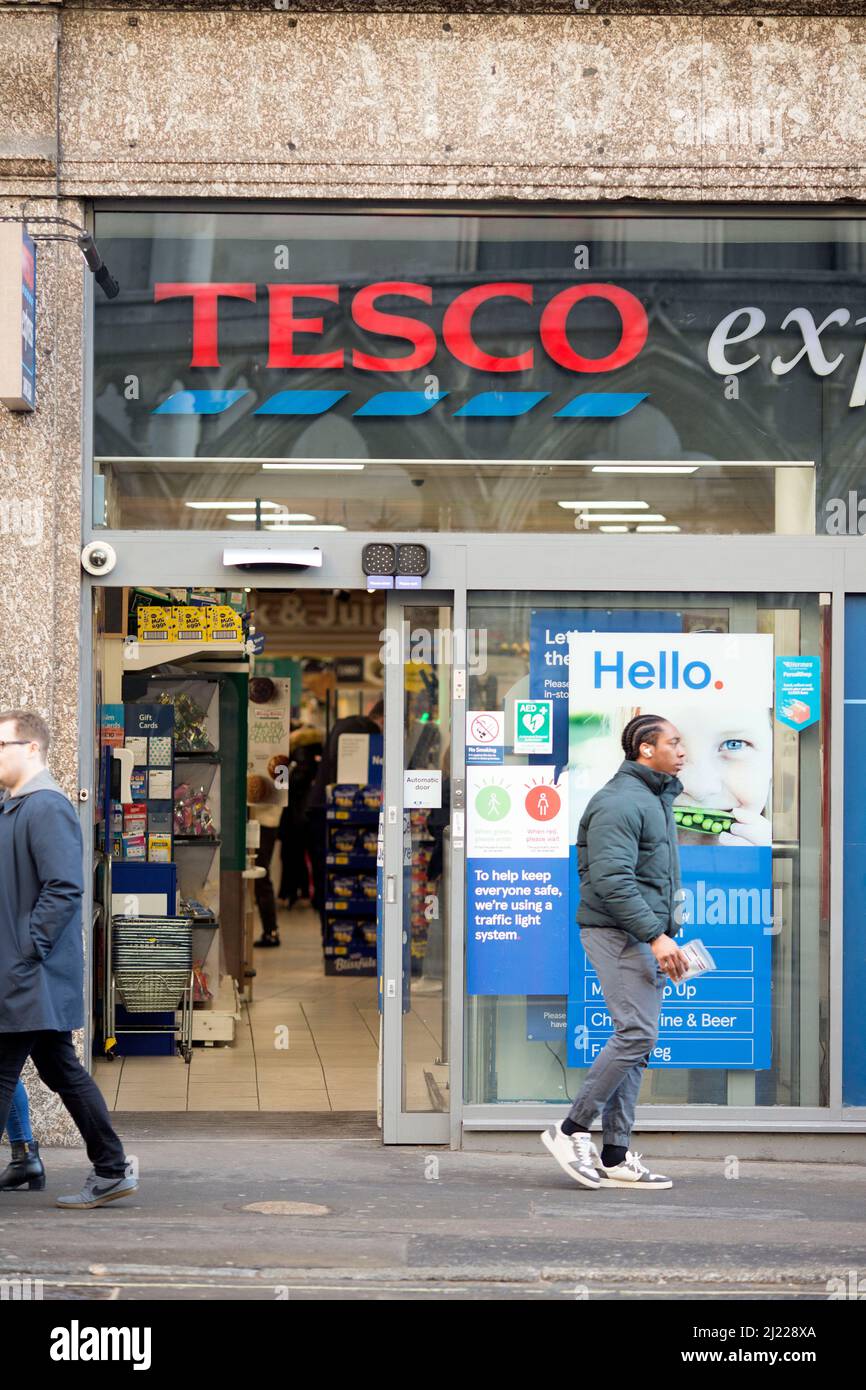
top-left (466, 709), bottom-right (504, 765)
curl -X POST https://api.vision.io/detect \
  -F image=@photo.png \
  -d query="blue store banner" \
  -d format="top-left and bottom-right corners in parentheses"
top-left (567, 846), bottom-right (773, 1069)
top-left (565, 629), bottom-right (775, 1071)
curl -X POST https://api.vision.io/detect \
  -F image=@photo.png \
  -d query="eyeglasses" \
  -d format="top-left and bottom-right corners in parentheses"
top-left (0, 741), bottom-right (31, 750)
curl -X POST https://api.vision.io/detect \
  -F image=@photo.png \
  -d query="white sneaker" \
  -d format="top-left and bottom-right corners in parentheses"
top-left (541, 1124), bottom-right (601, 1189)
top-left (595, 1149), bottom-right (673, 1190)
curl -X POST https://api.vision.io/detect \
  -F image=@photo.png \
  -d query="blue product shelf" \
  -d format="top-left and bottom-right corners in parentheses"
top-left (325, 852), bottom-right (377, 869)
top-left (325, 898), bottom-right (377, 914)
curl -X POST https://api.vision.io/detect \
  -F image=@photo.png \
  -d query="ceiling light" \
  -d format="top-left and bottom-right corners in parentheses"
top-left (598, 525), bottom-right (630, 533)
top-left (264, 523), bottom-right (347, 532)
top-left (261, 462), bottom-right (365, 472)
top-left (557, 500), bottom-right (649, 510)
top-left (185, 500), bottom-right (282, 510)
top-left (635, 524), bottom-right (682, 533)
top-left (592, 465), bottom-right (698, 475)
top-left (579, 512), bottom-right (667, 523)
top-left (226, 512), bottom-right (315, 522)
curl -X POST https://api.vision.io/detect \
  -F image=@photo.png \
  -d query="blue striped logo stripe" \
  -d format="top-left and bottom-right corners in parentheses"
top-left (152, 389), bottom-right (649, 419)
top-left (554, 392), bottom-right (648, 418)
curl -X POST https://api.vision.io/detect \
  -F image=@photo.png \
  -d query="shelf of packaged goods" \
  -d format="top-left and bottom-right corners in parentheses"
top-left (325, 852), bottom-right (377, 870)
top-left (326, 808), bottom-right (380, 825)
top-left (122, 640), bottom-right (246, 672)
top-left (324, 898), bottom-right (377, 915)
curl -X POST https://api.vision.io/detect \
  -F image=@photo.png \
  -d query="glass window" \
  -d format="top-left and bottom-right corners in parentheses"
top-left (92, 211), bottom-right (866, 535)
top-left (463, 592), bottom-right (830, 1108)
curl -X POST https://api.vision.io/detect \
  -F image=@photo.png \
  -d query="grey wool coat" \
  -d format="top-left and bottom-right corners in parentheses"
top-left (0, 769), bottom-right (85, 1032)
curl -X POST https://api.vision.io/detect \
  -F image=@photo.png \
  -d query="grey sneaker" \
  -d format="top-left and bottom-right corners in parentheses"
top-left (56, 1169), bottom-right (139, 1210)
top-left (541, 1124), bottom-right (601, 1189)
top-left (595, 1149), bottom-right (673, 1190)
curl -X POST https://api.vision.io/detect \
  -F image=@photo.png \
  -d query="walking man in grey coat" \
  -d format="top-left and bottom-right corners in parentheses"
top-left (0, 709), bottom-right (137, 1208)
top-left (542, 713), bottom-right (690, 1192)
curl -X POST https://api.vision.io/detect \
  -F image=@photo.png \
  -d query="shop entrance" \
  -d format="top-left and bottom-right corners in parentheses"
top-left (86, 583), bottom-right (454, 1143)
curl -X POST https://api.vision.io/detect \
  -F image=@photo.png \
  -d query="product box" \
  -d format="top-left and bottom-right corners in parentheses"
top-left (148, 807), bottom-right (173, 836)
top-left (148, 833), bottom-right (172, 863)
top-left (148, 769), bottom-right (173, 800)
top-left (121, 833), bottom-right (147, 861)
top-left (122, 802), bottom-right (147, 836)
top-left (137, 607), bottom-right (177, 642)
top-left (205, 605), bottom-right (244, 642)
top-left (173, 606), bottom-right (209, 643)
top-left (125, 735), bottom-right (148, 766)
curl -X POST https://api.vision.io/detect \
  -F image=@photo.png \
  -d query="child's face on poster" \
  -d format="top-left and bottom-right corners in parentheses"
top-left (646, 706), bottom-right (773, 846)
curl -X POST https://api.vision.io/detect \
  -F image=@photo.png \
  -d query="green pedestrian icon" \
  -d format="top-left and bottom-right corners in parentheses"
top-left (475, 785), bottom-right (511, 822)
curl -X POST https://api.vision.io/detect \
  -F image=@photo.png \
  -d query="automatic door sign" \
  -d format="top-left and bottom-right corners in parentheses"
top-left (513, 699), bottom-right (553, 755)
top-left (466, 709), bottom-right (504, 764)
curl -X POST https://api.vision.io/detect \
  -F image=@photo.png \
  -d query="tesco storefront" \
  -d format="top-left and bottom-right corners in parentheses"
top-left (83, 204), bottom-right (866, 1146)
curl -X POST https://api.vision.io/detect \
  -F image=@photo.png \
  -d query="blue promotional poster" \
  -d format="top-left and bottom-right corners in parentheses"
top-left (466, 765), bottom-right (569, 995)
top-left (775, 654), bottom-right (821, 732)
top-left (565, 631), bottom-right (775, 1069)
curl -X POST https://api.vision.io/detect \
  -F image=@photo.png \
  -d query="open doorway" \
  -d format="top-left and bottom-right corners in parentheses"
top-left (89, 584), bottom-right (401, 1121)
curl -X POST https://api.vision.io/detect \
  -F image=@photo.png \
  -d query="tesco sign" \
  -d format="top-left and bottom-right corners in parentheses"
top-left (153, 279), bottom-right (649, 374)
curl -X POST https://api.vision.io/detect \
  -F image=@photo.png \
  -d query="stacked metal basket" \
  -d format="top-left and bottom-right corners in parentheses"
top-left (112, 916), bottom-right (193, 1013)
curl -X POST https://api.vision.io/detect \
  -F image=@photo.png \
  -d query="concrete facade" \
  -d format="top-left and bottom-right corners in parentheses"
top-left (1, 0), bottom-right (864, 1143)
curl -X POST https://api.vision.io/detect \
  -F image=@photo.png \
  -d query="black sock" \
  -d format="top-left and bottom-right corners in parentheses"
top-left (601, 1144), bottom-right (628, 1168)
top-left (561, 1117), bottom-right (591, 1137)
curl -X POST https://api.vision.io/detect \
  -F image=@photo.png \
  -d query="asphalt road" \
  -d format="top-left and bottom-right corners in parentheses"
top-left (1, 1133), bottom-right (865, 1301)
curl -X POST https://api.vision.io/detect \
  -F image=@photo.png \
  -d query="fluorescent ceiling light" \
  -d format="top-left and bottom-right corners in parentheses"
top-left (588, 459), bottom-right (814, 470)
top-left (264, 523), bottom-right (347, 532)
top-left (226, 512), bottom-right (315, 522)
top-left (579, 512), bottom-right (667, 523)
top-left (185, 500), bottom-right (281, 510)
top-left (635, 524), bottom-right (682, 533)
top-left (598, 525), bottom-right (630, 533)
top-left (592, 465), bottom-right (698, 475)
top-left (558, 500), bottom-right (649, 510)
top-left (261, 463), bottom-right (365, 472)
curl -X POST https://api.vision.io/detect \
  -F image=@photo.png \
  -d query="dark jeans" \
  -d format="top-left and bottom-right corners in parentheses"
top-left (0, 1032), bottom-right (127, 1178)
top-left (254, 824), bottom-right (279, 936)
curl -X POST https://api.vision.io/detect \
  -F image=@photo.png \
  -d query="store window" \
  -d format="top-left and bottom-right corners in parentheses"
top-left (463, 592), bottom-right (830, 1109)
top-left (91, 211), bottom-right (866, 536)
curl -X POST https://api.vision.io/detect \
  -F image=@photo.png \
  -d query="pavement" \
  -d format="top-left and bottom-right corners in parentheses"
top-left (2, 1120), bottom-right (865, 1301)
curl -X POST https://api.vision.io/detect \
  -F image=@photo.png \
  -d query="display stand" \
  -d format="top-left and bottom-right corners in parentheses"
top-left (323, 788), bottom-right (380, 975)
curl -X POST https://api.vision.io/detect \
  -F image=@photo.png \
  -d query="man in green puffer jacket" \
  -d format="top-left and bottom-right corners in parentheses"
top-left (542, 713), bottom-right (690, 1193)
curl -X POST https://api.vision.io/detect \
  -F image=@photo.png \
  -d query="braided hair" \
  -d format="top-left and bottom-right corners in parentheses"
top-left (621, 713), bottom-right (668, 762)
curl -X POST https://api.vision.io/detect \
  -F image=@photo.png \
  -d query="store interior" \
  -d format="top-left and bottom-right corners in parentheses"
top-left (90, 585), bottom-right (447, 1117)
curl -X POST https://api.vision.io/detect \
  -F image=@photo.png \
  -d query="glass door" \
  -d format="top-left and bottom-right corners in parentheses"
top-left (381, 593), bottom-right (456, 1143)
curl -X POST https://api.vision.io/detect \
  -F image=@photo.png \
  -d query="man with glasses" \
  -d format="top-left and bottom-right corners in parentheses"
top-left (0, 709), bottom-right (137, 1208)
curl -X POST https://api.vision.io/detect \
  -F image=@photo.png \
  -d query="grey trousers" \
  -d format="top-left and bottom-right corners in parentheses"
top-left (567, 926), bottom-right (666, 1148)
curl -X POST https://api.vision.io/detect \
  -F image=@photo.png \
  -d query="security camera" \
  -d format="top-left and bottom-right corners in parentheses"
top-left (81, 541), bottom-right (117, 576)
top-left (411, 478), bottom-right (425, 488)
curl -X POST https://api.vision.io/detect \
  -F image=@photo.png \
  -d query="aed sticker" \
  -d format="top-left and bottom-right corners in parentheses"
top-left (513, 698), bottom-right (553, 755)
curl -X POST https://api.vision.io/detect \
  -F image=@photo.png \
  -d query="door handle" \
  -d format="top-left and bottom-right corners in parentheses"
top-left (386, 874), bottom-right (397, 904)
